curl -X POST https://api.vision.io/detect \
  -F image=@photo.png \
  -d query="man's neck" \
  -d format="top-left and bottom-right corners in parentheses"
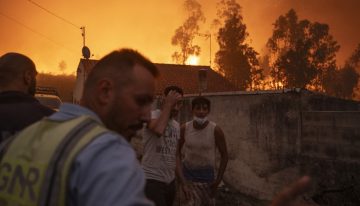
top-left (0, 84), bottom-right (28, 94)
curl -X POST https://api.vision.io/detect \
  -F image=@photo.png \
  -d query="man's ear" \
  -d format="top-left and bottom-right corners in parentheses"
top-left (23, 70), bottom-right (33, 86)
top-left (96, 78), bottom-right (115, 105)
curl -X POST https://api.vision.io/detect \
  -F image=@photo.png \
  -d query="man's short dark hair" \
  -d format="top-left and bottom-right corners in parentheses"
top-left (84, 48), bottom-right (159, 94)
top-left (0, 53), bottom-right (36, 87)
top-left (164, 85), bottom-right (183, 96)
top-left (191, 96), bottom-right (211, 110)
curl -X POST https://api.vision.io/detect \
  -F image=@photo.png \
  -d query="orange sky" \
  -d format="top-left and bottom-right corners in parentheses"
top-left (0, 0), bottom-right (359, 74)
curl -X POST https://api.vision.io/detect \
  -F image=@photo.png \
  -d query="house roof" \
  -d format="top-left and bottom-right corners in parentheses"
top-left (154, 63), bottom-right (237, 95)
top-left (78, 59), bottom-right (237, 95)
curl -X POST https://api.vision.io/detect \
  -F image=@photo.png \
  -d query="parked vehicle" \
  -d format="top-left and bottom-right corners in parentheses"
top-left (35, 86), bottom-right (62, 110)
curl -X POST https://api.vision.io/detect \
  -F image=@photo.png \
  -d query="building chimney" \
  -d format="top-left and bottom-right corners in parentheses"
top-left (198, 68), bottom-right (207, 95)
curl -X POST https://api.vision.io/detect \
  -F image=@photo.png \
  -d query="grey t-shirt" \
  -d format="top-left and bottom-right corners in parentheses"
top-left (141, 109), bottom-right (180, 183)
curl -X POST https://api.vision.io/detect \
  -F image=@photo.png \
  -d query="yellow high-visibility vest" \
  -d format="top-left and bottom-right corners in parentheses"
top-left (0, 115), bottom-right (107, 206)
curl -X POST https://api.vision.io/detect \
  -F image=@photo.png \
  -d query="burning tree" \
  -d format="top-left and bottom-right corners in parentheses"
top-left (171, 0), bottom-right (205, 64)
top-left (322, 43), bottom-right (360, 99)
top-left (214, 0), bottom-right (262, 90)
top-left (267, 9), bottom-right (340, 90)
top-left (267, 9), bottom-right (359, 99)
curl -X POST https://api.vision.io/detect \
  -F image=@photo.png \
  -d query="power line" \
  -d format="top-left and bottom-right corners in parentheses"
top-left (0, 11), bottom-right (77, 54)
top-left (26, 0), bottom-right (80, 29)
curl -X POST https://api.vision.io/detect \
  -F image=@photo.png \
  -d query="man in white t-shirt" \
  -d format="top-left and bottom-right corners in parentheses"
top-left (141, 85), bottom-right (183, 206)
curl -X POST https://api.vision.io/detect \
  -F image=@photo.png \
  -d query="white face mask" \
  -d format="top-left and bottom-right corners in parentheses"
top-left (193, 116), bottom-right (208, 125)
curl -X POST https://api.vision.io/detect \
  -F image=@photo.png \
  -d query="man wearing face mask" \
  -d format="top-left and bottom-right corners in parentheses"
top-left (141, 85), bottom-right (183, 206)
top-left (0, 53), bottom-right (54, 143)
top-left (176, 96), bottom-right (228, 206)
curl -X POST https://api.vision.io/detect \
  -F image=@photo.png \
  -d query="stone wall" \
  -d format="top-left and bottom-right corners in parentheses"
top-left (178, 90), bottom-right (360, 205)
top-left (300, 111), bottom-right (360, 205)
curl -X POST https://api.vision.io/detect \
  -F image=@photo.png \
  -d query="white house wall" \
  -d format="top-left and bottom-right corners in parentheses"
top-left (73, 63), bottom-right (86, 104)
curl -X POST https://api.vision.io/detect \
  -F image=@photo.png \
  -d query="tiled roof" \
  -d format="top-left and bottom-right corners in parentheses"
top-left (154, 63), bottom-right (237, 95)
top-left (79, 59), bottom-right (237, 95)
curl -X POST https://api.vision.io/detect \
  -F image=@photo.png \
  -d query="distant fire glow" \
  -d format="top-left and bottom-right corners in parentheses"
top-left (186, 55), bottom-right (199, 65)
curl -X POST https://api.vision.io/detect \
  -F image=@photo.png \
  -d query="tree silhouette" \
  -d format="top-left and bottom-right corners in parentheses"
top-left (267, 9), bottom-right (340, 90)
top-left (322, 65), bottom-right (359, 99)
top-left (58, 60), bottom-right (67, 73)
top-left (171, 0), bottom-right (205, 64)
top-left (323, 44), bottom-right (360, 99)
top-left (347, 43), bottom-right (360, 68)
top-left (214, 0), bottom-right (262, 90)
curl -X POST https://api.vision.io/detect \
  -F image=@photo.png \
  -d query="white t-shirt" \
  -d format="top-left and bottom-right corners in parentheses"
top-left (141, 109), bottom-right (180, 183)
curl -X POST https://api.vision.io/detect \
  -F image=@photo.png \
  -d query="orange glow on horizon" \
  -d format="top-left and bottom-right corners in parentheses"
top-left (0, 0), bottom-right (358, 75)
top-left (186, 55), bottom-right (200, 65)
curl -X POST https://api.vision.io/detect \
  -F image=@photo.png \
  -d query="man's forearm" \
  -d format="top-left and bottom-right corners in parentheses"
top-left (148, 105), bottom-right (172, 136)
top-left (215, 157), bottom-right (228, 184)
top-left (176, 161), bottom-right (185, 184)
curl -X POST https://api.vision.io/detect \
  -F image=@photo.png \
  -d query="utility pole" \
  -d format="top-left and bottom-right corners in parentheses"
top-left (81, 26), bottom-right (91, 59)
top-left (81, 26), bottom-right (86, 47)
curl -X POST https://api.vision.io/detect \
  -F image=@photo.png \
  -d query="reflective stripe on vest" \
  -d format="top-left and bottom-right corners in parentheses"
top-left (0, 115), bottom-right (108, 206)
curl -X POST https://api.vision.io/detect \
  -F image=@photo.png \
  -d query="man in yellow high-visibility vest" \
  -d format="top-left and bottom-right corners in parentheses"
top-left (0, 49), bottom-right (158, 206)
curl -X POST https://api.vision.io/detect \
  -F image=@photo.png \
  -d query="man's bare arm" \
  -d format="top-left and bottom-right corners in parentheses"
top-left (213, 126), bottom-right (228, 188)
top-left (176, 124), bottom-right (191, 199)
top-left (147, 90), bottom-right (181, 137)
top-left (270, 176), bottom-right (311, 206)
